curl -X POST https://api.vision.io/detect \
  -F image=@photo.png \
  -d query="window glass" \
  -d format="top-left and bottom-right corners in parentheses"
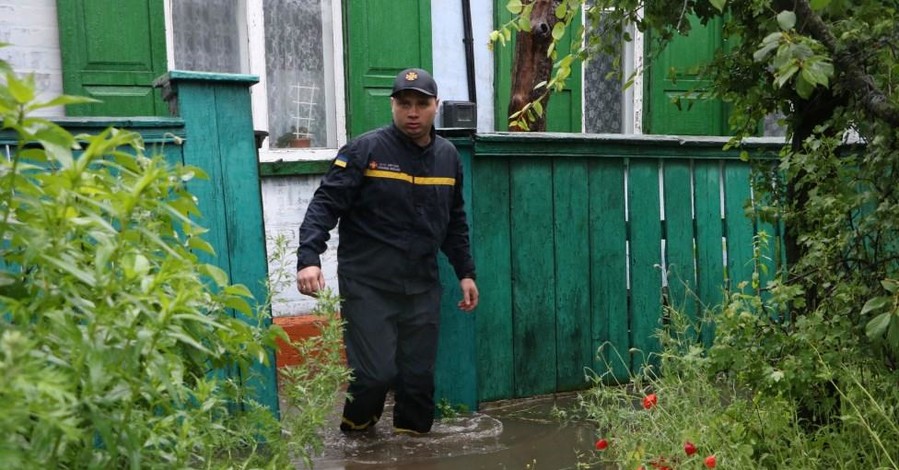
top-left (584, 8), bottom-right (623, 133)
top-left (172, 0), bottom-right (245, 74)
top-left (264, 0), bottom-right (337, 149)
top-left (584, 52), bottom-right (623, 133)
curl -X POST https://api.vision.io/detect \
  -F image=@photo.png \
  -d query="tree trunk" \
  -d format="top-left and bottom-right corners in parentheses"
top-left (507, 0), bottom-right (560, 132)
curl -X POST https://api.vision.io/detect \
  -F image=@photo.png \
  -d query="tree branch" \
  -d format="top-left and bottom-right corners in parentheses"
top-left (793, 0), bottom-right (899, 127)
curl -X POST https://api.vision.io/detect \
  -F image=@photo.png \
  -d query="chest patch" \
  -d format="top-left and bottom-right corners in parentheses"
top-left (369, 160), bottom-right (402, 172)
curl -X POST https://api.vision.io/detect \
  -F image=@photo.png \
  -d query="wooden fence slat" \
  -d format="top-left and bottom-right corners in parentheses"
top-left (663, 159), bottom-right (699, 336)
top-left (628, 159), bottom-right (664, 371)
top-left (693, 160), bottom-right (725, 346)
top-left (148, 71), bottom-right (278, 415)
top-left (590, 159), bottom-right (630, 382)
top-left (552, 158), bottom-right (592, 391)
top-left (510, 159), bottom-right (557, 397)
top-left (174, 82), bottom-right (235, 390)
top-left (435, 137), bottom-right (478, 411)
top-left (208, 84), bottom-right (278, 412)
top-left (472, 158), bottom-right (514, 402)
top-left (723, 162), bottom-right (756, 293)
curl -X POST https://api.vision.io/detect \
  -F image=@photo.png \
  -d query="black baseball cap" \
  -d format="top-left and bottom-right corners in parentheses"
top-left (391, 68), bottom-right (438, 97)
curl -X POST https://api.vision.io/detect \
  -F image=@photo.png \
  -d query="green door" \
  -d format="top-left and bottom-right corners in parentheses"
top-left (645, 16), bottom-right (728, 135)
top-left (344, 0), bottom-right (432, 138)
top-left (494, 1), bottom-right (583, 132)
top-left (57, 0), bottom-right (168, 116)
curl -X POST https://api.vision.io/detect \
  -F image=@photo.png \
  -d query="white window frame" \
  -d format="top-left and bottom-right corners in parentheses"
top-left (164, 0), bottom-right (348, 163)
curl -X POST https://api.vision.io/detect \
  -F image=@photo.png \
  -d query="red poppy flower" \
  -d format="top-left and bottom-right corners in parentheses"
top-left (704, 455), bottom-right (717, 468)
top-left (642, 393), bottom-right (658, 409)
top-left (595, 438), bottom-right (608, 451)
top-left (684, 441), bottom-right (697, 456)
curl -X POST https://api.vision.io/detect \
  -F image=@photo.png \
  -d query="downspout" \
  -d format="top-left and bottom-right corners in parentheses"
top-left (461, 0), bottom-right (477, 103)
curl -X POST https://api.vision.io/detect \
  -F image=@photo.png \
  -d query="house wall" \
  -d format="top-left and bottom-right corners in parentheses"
top-left (432, 0), bottom-right (495, 132)
top-left (0, 0), bottom-right (65, 116)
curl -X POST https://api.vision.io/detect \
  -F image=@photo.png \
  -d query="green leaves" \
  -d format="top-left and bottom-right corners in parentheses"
top-left (710, 0), bottom-right (727, 12)
top-left (862, 280), bottom-right (899, 354)
top-left (0, 54), bottom-right (289, 468)
top-left (5, 72), bottom-right (35, 104)
top-left (753, 14), bottom-right (834, 99)
top-left (776, 10), bottom-right (796, 31)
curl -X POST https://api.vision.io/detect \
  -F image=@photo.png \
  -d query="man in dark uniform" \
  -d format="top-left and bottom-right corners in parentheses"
top-left (296, 68), bottom-right (479, 434)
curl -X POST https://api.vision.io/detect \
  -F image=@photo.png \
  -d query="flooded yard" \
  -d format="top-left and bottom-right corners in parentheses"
top-left (305, 393), bottom-right (596, 470)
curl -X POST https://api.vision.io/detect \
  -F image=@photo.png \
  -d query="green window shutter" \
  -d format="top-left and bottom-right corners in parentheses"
top-left (344, 0), bottom-right (432, 138)
top-left (493, 1), bottom-right (583, 132)
top-left (56, 0), bottom-right (168, 117)
top-left (644, 16), bottom-right (728, 136)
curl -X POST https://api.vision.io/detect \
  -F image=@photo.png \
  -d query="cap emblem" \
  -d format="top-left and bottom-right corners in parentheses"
top-left (405, 72), bottom-right (418, 81)
top-left (369, 161), bottom-right (378, 170)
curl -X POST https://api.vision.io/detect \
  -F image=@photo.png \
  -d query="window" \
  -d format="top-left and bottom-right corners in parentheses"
top-left (172, 0), bottom-right (246, 74)
top-left (263, 0), bottom-right (340, 150)
top-left (582, 5), bottom-right (642, 134)
top-left (168, 0), bottom-right (346, 159)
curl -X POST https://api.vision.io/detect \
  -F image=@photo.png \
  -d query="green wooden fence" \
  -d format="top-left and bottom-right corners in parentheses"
top-left (432, 133), bottom-right (784, 408)
top-left (1, 71), bottom-right (279, 416)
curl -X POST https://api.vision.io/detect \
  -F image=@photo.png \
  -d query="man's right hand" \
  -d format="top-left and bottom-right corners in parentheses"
top-left (297, 266), bottom-right (325, 297)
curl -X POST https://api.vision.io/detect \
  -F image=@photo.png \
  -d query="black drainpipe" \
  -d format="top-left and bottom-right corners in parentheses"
top-left (461, 0), bottom-right (477, 103)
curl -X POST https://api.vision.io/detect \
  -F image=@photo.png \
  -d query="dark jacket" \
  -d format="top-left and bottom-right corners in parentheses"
top-left (297, 124), bottom-right (476, 294)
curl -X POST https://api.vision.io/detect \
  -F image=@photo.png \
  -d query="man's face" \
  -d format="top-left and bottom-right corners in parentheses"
top-left (391, 90), bottom-right (438, 145)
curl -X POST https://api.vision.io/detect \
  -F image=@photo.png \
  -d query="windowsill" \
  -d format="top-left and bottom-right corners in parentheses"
top-left (258, 147), bottom-right (337, 163)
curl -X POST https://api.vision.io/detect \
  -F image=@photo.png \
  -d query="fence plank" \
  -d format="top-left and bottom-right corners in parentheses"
top-left (663, 159), bottom-right (699, 336)
top-left (723, 162), bottom-right (756, 293)
top-left (173, 81), bottom-right (235, 391)
top-left (590, 159), bottom-right (629, 381)
top-left (553, 158), bottom-right (592, 391)
top-left (510, 159), bottom-right (557, 397)
top-left (628, 159), bottom-right (664, 371)
top-left (207, 83), bottom-right (278, 412)
top-left (170, 75), bottom-right (279, 414)
top-left (472, 158), bottom-right (514, 402)
top-left (693, 160), bottom-right (725, 345)
top-left (435, 136), bottom-right (478, 411)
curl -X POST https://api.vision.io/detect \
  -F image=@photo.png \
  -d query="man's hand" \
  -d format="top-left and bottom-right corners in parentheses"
top-left (297, 266), bottom-right (325, 297)
top-left (458, 278), bottom-right (479, 312)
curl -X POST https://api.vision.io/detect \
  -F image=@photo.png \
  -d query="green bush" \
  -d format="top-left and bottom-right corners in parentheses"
top-left (578, 295), bottom-right (899, 469)
top-left (0, 55), bottom-right (300, 468)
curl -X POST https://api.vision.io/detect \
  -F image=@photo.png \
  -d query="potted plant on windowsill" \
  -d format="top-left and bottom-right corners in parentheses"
top-left (276, 126), bottom-right (312, 148)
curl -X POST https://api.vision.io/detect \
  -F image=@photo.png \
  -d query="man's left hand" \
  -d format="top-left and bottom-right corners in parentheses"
top-left (458, 278), bottom-right (479, 312)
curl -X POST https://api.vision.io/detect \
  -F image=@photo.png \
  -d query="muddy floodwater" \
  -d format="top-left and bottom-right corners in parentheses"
top-left (305, 394), bottom-right (596, 470)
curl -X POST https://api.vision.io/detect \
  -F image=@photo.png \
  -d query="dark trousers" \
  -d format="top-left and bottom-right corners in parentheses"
top-left (338, 276), bottom-right (442, 433)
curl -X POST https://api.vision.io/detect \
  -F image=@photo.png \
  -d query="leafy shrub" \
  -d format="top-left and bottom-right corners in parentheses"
top-left (265, 235), bottom-right (351, 469)
top-left (0, 54), bottom-right (291, 468)
top-left (578, 296), bottom-right (899, 469)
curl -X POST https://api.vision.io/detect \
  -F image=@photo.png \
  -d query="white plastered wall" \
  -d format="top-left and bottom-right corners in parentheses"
top-left (0, 0), bottom-right (65, 116)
